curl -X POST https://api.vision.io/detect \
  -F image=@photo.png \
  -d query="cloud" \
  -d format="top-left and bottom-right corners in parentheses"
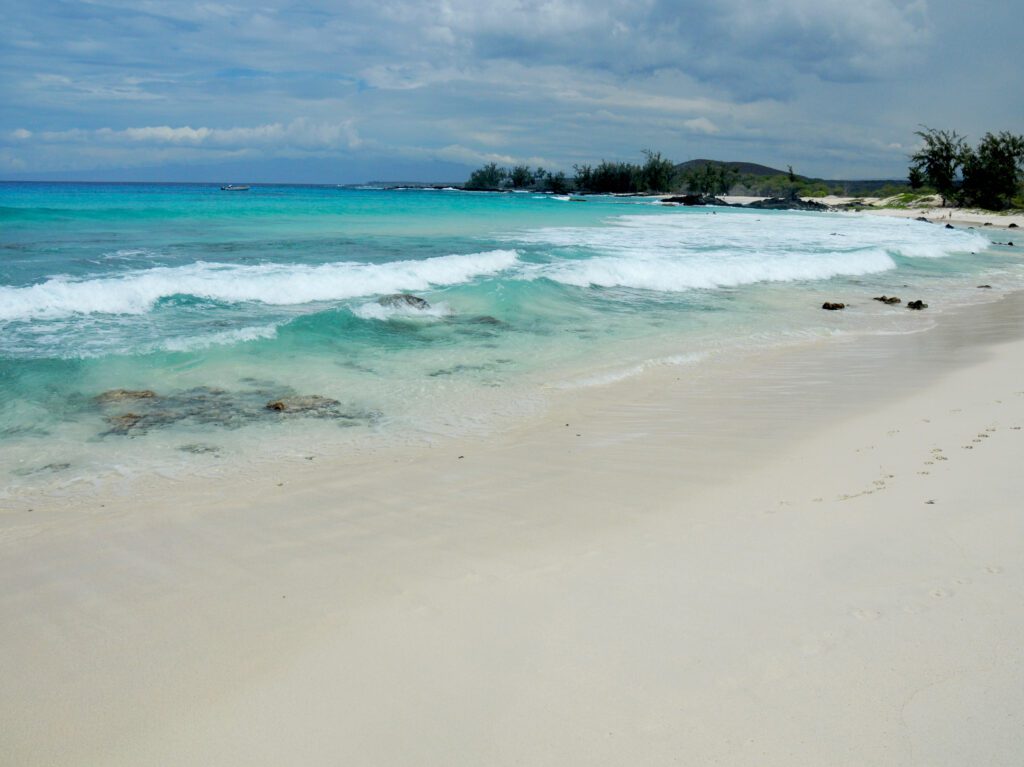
top-left (683, 118), bottom-right (719, 135)
top-left (1, 1), bottom-right (1020, 180)
top-left (22, 118), bottom-right (361, 151)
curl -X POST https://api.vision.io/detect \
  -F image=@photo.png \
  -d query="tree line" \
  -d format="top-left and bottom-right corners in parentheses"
top-left (465, 150), bottom-right (732, 195)
top-left (909, 127), bottom-right (1024, 210)
top-left (464, 131), bottom-right (1024, 210)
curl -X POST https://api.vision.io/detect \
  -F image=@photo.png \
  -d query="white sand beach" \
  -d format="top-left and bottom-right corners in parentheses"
top-left (817, 195), bottom-right (1024, 230)
top-left (2, 293), bottom-right (1023, 766)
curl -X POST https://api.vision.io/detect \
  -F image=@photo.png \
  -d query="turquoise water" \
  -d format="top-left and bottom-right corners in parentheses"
top-left (1, 182), bottom-right (1019, 500)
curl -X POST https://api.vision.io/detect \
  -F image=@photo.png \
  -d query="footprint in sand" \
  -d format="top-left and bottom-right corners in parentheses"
top-left (930, 588), bottom-right (953, 599)
top-left (962, 445), bottom-right (974, 449)
top-left (851, 608), bottom-right (882, 621)
top-left (917, 471), bottom-right (930, 475)
top-left (985, 565), bottom-right (1004, 575)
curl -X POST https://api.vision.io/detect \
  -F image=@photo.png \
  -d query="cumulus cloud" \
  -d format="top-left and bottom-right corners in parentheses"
top-left (1, 0), bottom-right (1020, 179)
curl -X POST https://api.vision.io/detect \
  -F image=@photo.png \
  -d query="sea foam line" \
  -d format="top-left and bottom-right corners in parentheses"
top-left (0, 250), bottom-right (520, 321)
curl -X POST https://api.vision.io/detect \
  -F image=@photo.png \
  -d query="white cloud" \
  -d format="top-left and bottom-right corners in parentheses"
top-left (683, 117), bottom-right (719, 135)
top-left (24, 118), bottom-right (361, 151)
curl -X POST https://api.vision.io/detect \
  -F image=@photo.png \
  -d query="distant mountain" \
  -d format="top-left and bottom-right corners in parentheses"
top-left (674, 159), bottom-right (791, 177)
top-left (674, 159), bottom-right (903, 195)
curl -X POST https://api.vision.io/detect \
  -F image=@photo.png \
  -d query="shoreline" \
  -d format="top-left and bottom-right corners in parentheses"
top-left (3, 290), bottom-right (1023, 764)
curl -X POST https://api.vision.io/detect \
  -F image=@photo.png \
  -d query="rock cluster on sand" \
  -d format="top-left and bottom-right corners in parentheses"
top-left (907, 300), bottom-right (928, 310)
top-left (873, 295), bottom-right (902, 305)
top-left (822, 302), bottom-right (846, 310)
top-left (745, 197), bottom-right (830, 212)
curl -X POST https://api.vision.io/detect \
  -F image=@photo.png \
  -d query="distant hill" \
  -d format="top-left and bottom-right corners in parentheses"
top-left (674, 159), bottom-right (903, 196)
top-left (675, 159), bottom-right (790, 177)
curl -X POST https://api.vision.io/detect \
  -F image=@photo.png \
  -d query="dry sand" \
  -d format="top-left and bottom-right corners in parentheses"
top-left (816, 194), bottom-right (1024, 230)
top-left (2, 294), bottom-right (1023, 766)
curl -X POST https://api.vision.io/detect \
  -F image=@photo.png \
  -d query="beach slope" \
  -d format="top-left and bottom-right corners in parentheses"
top-left (2, 297), bottom-right (1023, 766)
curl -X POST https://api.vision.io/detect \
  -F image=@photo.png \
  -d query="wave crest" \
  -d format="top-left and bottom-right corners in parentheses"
top-left (0, 250), bottom-right (519, 321)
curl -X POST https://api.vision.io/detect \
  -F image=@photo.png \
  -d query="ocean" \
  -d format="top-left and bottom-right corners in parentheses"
top-left (1, 182), bottom-right (1018, 503)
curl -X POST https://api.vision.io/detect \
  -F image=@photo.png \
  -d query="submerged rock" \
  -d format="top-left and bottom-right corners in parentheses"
top-left (378, 293), bottom-right (430, 310)
top-left (944, 223), bottom-right (955, 229)
top-left (178, 443), bottom-right (221, 454)
top-left (907, 300), bottom-right (929, 310)
top-left (96, 383), bottom-right (375, 437)
top-left (103, 412), bottom-right (145, 435)
top-left (977, 284), bottom-right (992, 289)
top-left (94, 389), bottom-right (158, 404)
top-left (265, 395), bottom-right (341, 414)
top-left (873, 295), bottom-right (902, 305)
top-left (822, 302), bottom-right (846, 310)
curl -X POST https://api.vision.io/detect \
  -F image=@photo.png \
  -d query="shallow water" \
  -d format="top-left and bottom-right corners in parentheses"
top-left (1, 182), bottom-right (1020, 501)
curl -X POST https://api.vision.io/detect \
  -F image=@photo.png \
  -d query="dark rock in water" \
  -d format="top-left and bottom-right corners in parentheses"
top-left (95, 389), bottom-right (157, 404)
top-left (660, 194), bottom-right (730, 207)
top-left (746, 197), bottom-right (830, 212)
top-left (266, 395), bottom-right (341, 414)
top-left (873, 295), bottom-right (902, 305)
top-left (104, 412), bottom-right (145, 435)
top-left (468, 315), bottom-right (503, 325)
top-left (1009, 222), bottom-right (1018, 228)
top-left (378, 293), bottom-right (430, 310)
top-left (944, 223), bottom-right (955, 229)
top-left (915, 217), bottom-right (930, 222)
top-left (977, 284), bottom-right (992, 289)
top-left (98, 384), bottom-right (375, 437)
top-left (178, 443), bottom-right (221, 454)
top-left (1008, 241), bottom-right (1015, 247)
top-left (907, 300), bottom-right (928, 310)
top-left (822, 302), bottom-right (846, 310)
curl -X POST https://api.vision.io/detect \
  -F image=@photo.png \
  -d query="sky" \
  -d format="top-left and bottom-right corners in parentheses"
top-left (1, 0), bottom-right (1021, 183)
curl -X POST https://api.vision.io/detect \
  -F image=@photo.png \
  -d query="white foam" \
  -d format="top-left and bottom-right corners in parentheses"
top-left (350, 301), bottom-right (453, 322)
top-left (553, 353), bottom-right (704, 389)
top-left (0, 250), bottom-right (519, 321)
top-left (157, 324), bottom-right (280, 352)
top-left (511, 210), bottom-right (988, 292)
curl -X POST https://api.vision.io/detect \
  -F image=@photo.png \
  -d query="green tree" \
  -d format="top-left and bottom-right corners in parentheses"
top-left (637, 149), bottom-right (677, 193)
top-left (959, 131), bottom-right (1024, 210)
top-left (543, 170), bottom-right (570, 194)
top-left (684, 163), bottom-right (736, 196)
top-left (509, 165), bottom-right (534, 188)
top-left (465, 163), bottom-right (508, 190)
top-left (586, 160), bottom-right (640, 194)
top-left (907, 166), bottom-right (926, 190)
top-left (909, 127), bottom-right (968, 206)
top-left (573, 163), bottom-right (593, 191)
